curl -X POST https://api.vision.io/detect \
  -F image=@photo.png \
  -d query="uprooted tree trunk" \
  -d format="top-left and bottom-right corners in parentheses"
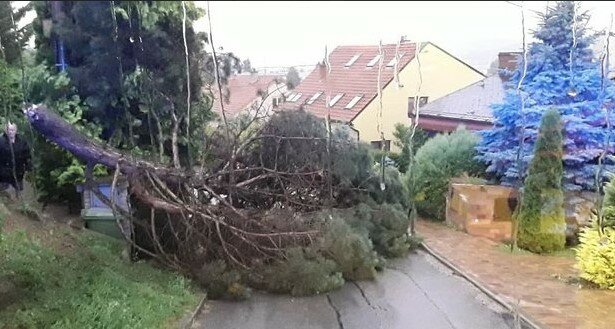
top-left (24, 104), bottom-right (365, 275)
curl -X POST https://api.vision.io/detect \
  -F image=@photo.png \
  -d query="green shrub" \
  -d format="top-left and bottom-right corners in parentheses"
top-left (370, 204), bottom-right (413, 257)
top-left (367, 167), bottom-right (409, 209)
top-left (516, 109), bottom-right (566, 253)
top-left (343, 203), bottom-right (412, 258)
top-left (408, 127), bottom-right (484, 220)
top-left (193, 260), bottom-right (251, 300)
top-left (575, 227), bottom-right (615, 289)
top-left (257, 247), bottom-right (344, 296)
top-left (319, 214), bottom-right (380, 280)
top-left (333, 142), bottom-right (373, 189)
top-left (371, 204), bottom-right (411, 257)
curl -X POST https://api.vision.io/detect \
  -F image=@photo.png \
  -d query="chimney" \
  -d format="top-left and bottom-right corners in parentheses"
top-left (498, 52), bottom-right (522, 81)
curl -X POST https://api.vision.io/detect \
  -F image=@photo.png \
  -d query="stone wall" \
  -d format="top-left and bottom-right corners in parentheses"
top-left (564, 191), bottom-right (597, 244)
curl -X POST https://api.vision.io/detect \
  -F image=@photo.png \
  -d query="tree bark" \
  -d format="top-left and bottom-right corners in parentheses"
top-left (171, 111), bottom-right (181, 169)
top-left (24, 104), bottom-right (183, 182)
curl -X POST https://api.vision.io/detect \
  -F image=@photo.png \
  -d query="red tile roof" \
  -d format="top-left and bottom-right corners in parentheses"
top-left (212, 74), bottom-right (284, 117)
top-left (284, 41), bottom-right (417, 122)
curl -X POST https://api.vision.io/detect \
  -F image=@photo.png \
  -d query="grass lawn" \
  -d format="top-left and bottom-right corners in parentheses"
top-left (0, 209), bottom-right (200, 329)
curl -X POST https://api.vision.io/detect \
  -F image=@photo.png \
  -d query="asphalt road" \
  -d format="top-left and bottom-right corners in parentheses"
top-left (193, 250), bottom-right (525, 329)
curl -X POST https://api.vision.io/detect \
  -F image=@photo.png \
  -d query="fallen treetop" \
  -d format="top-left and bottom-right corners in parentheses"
top-left (24, 104), bottom-right (188, 183)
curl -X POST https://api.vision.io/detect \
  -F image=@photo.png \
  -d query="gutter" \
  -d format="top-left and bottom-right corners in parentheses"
top-left (181, 293), bottom-right (207, 329)
top-left (420, 242), bottom-right (545, 329)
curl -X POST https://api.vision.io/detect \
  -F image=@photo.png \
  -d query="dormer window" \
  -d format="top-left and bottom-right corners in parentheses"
top-left (366, 55), bottom-right (381, 67)
top-left (291, 93), bottom-right (303, 102)
top-left (329, 93), bottom-right (344, 107)
top-left (287, 93), bottom-right (302, 102)
top-left (345, 95), bottom-right (363, 109)
top-left (386, 52), bottom-right (406, 67)
top-left (345, 54), bottom-right (361, 67)
top-left (307, 92), bottom-right (323, 104)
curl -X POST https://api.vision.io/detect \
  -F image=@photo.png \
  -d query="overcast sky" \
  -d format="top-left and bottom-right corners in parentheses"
top-left (194, 1), bottom-right (615, 74)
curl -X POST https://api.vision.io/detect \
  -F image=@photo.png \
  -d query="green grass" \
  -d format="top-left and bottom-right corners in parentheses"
top-left (0, 228), bottom-right (199, 329)
top-left (495, 243), bottom-right (577, 258)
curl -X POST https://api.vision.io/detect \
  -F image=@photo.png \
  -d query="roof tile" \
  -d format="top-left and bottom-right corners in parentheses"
top-left (284, 41), bottom-right (417, 122)
top-left (212, 74), bottom-right (284, 117)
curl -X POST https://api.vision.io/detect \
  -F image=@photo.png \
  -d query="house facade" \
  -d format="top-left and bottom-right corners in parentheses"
top-left (283, 40), bottom-right (485, 151)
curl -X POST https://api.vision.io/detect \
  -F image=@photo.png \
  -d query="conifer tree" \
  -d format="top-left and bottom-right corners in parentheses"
top-left (517, 108), bottom-right (566, 253)
top-left (477, 1), bottom-right (615, 191)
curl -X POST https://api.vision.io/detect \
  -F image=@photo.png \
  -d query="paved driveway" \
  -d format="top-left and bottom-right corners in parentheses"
top-left (193, 250), bottom-right (524, 329)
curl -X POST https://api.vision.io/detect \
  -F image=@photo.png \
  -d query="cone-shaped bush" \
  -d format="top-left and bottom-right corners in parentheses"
top-left (517, 108), bottom-right (566, 253)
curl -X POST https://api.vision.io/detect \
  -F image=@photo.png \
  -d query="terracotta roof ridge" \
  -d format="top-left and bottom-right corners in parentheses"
top-left (334, 41), bottom-right (419, 48)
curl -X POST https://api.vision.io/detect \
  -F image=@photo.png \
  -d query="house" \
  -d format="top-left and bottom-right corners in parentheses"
top-left (211, 74), bottom-right (287, 119)
top-left (282, 40), bottom-right (485, 151)
top-left (417, 52), bottom-right (522, 132)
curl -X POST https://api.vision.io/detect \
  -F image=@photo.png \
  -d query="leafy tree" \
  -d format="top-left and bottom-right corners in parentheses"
top-left (391, 123), bottom-right (428, 173)
top-left (286, 66), bottom-right (300, 89)
top-left (476, 1), bottom-right (615, 191)
top-left (0, 59), bottom-right (22, 122)
top-left (0, 1), bottom-right (33, 65)
top-left (31, 1), bottom-right (240, 165)
top-left (241, 58), bottom-right (256, 74)
top-left (516, 108), bottom-right (566, 253)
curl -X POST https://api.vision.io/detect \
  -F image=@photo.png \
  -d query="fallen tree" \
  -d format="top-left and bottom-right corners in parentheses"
top-left (24, 104), bottom-right (414, 298)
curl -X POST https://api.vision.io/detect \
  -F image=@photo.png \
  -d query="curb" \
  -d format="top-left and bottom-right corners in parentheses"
top-left (420, 242), bottom-right (545, 329)
top-left (181, 293), bottom-right (207, 329)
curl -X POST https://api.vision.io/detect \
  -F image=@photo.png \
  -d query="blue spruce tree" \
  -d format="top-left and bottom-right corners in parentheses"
top-left (476, 1), bottom-right (615, 191)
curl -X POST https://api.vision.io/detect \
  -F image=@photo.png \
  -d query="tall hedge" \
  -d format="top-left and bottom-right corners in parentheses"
top-left (516, 108), bottom-right (566, 253)
top-left (409, 127), bottom-right (484, 220)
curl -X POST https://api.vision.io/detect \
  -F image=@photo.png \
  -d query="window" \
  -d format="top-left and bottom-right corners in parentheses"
top-left (407, 96), bottom-right (429, 117)
top-left (286, 93), bottom-right (303, 102)
top-left (290, 93), bottom-right (303, 102)
top-left (329, 93), bottom-right (344, 107)
top-left (345, 54), bottom-right (361, 67)
top-left (344, 95), bottom-right (363, 109)
top-left (386, 52), bottom-right (406, 67)
top-left (307, 92), bottom-right (323, 104)
top-left (366, 54), bottom-right (381, 67)
top-left (370, 140), bottom-right (391, 151)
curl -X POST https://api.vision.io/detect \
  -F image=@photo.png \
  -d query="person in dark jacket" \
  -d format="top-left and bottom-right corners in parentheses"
top-left (0, 122), bottom-right (32, 192)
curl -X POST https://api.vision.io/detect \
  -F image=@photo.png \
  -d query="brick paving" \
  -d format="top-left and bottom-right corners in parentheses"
top-left (417, 220), bottom-right (615, 329)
